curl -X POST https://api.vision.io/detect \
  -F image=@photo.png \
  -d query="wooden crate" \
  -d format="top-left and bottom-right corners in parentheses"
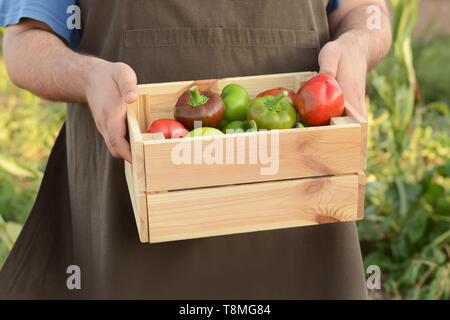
top-left (125, 72), bottom-right (367, 243)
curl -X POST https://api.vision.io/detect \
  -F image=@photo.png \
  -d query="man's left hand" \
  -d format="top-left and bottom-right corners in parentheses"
top-left (318, 31), bottom-right (369, 119)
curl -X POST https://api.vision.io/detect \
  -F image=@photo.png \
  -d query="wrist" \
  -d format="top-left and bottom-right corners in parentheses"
top-left (82, 57), bottom-right (110, 102)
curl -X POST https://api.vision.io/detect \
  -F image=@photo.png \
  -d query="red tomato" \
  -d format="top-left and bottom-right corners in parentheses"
top-left (146, 119), bottom-right (188, 139)
top-left (256, 87), bottom-right (296, 105)
top-left (294, 74), bottom-right (345, 126)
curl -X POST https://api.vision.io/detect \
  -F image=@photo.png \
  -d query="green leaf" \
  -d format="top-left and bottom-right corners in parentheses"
top-left (431, 229), bottom-right (450, 247)
top-left (371, 74), bottom-right (394, 110)
top-left (406, 208), bottom-right (428, 243)
top-left (395, 234), bottom-right (411, 259)
top-left (425, 270), bottom-right (445, 300)
top-left (0, 155), bottom-right (37, 178)
top-left (0, 214), bottom-right (22, 250)
top-left (405, 182), bottom-right (423, 205)
top-left (426, 102), bottom-right (450, 116)
top-left (426, 183), bottom-right (445, 201)
top-left (395, 178), bottom-right (408, 216)
top-left (436, 162), bottom-right (450, 178)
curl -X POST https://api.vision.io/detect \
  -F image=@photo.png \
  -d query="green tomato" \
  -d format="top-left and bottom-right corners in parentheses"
top-left (217, 119), bottom-right (230, 130)
top-left (187, 127), bottom-right (225, 137)
top-left (247, 92), bottom-right (298, 130)
top-left (222, 120), bottom-right (258, 134)
top-left (221, 84), bottom-right (251, 122)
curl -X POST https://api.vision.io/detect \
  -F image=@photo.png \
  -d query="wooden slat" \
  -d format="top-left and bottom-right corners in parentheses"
top-left (137, 95), bottom-right (147, 132)
top-left (125, 103), bottom-right (148, 242)
top-left (147, 174), bottom-right (360, 243)
top-left (330, 116), bottom-right (358, 126)
top-left (294, 72), bottom-right (318, 91)
top-left (344, 101), bottom-right (368, 170)
top-left (142, 132), bottom-right (165, 141)
top-left (143, 124), bottom-right (361, 192)
top-left (124, 160), bottom-right (148, 243)
top-left (127, 105), bottom-right (146, 192)
top-left (143, 94), bottom-right (152, 130)
top-left (357, 170), bottom-right (366, 219)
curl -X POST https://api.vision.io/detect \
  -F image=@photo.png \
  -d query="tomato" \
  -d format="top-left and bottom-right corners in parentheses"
top-left (256, 87), bottom-right (296, 105)
top-left (174, 86), bottom-right (225, 130)
top-left (294, 74), bottom-right (345, 126)
top-left (186, 127), bottom-right (224, 137)
top-left (247, 92), bottom-right (297, 130)
top-left (146, 119), bottom-right (188, 139)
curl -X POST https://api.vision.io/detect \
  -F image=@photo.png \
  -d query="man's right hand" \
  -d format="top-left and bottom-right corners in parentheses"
top-left (84, 61), bottom-right (138, 163)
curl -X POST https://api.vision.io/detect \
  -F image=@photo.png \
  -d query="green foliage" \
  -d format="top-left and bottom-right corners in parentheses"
top-left (414, 35), bottom-right (450, 104)
top-left (358, 0), bottom-right (450, 300)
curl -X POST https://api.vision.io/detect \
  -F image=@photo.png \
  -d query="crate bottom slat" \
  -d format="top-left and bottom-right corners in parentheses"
top-left (146, 173), bottom-right (360, 243)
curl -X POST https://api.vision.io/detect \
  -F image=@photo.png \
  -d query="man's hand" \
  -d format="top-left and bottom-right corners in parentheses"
top-left (320, 0), bottom-right (392, 120)
top-left (85, 61), bottom-right (138, 162)
top-left (4, 19), bottom-right (139, 162)
top-left (319, 31), bottom-right (369, 119)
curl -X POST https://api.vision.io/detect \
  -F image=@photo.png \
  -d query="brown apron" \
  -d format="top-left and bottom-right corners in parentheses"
top-left (0, 0), bottom-right (368, 299)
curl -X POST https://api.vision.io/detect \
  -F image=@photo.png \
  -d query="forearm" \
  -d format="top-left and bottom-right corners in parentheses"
top-left (3, 20), bottom-right (106, 102)
top-left (329, 1), bottom-right (392, 70)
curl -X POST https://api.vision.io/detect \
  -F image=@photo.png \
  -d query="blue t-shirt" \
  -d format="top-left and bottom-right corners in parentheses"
top-left (0, 0), bottom-right (80, 48)
top-left (327, 0), bottom-right (341, 14)
top-left (1, 0), bottom-right (340, 49)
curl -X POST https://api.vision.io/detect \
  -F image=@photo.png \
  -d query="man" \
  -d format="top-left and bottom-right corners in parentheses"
top-left (0, 0), bottom-right (391, 299)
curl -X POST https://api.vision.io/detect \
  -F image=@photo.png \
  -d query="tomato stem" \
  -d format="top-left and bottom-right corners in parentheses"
top-left (188, 86), bottom-right (209, 107)
top-left (266, 91), bottom-right (288, 110)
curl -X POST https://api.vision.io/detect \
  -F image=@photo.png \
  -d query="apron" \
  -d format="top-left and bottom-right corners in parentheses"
top-left (0, 0), bottom-right (368, 299)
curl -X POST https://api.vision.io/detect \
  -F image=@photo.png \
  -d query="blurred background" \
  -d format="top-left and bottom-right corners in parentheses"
top-left (0, 0), bottom-right (448, 299)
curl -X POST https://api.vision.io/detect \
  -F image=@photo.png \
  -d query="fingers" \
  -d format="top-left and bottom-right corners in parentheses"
top-left (112, 62), bottom-right (139, 104)
top-left (104, 111), bottom-right (132, 163)
top-left (336, 74), bottom-right (368, 120)
top-left (319, 38), bottom-right (369, 120)
top-left (318, 41), bottom-right (341, 78)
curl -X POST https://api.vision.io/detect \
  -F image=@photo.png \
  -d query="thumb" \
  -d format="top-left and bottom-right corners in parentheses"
top-left (318, 42), bottom-right (341, 78)
top-left (113, 62), bottom-right (139, 103)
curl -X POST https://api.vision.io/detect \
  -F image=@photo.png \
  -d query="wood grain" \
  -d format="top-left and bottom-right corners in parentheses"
top-left (127, 105), bottom-right (146, 192)
top-left (143, 124), bottom-right (361, 192)
top-left (124, 160), bottom-right (149, 243)
top-left (344, 101), bottom-right (368, 170)
top-left (125, 104), bottom-right (149, 241)
top-left (294, 72), bottom-right (318, 91)
top-left (357, 170), bottom-right (366, 219)
top-left (147, 174), bottom-right (360, 243)
top-left (330, 116), bottom-right (358, 126)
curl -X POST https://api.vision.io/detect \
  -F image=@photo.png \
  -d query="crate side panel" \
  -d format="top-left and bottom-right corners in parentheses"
top-left (147, 174), bottom-right (359, 243)
top-left (344, 101), bottom-right (368, 170)
top-left (144, 125), bottom-right (361, 192)
top-left (357, 170), bottom-right (366, 219)
top-left (124, 161), bottom-right (149, 242)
